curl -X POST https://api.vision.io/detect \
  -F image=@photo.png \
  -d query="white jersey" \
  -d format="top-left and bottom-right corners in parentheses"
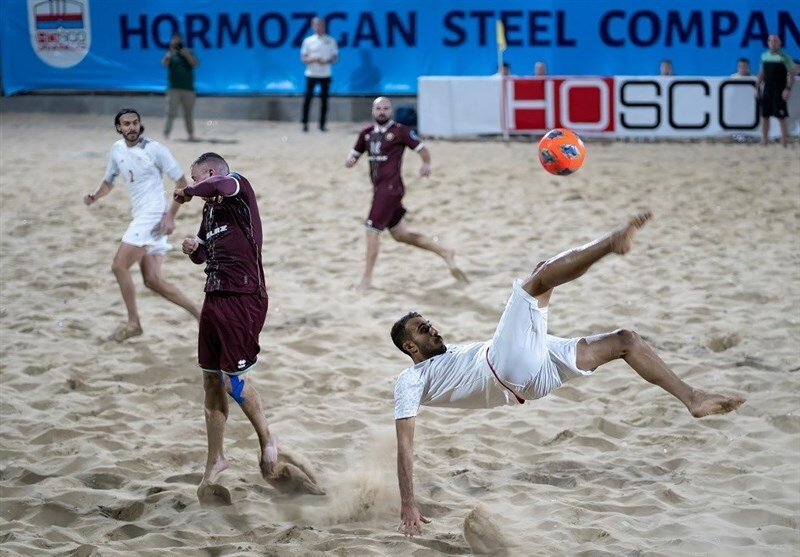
top-left (301, 34), bottom-right (338, 78)
top-left (103, 138), bottom-right (183, 219)
top-left (393, 342), bottom-right (516, 420)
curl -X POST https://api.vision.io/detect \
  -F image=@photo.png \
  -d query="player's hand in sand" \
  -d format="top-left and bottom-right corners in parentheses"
top-left (182, 236), bottom-right (199, 254)
top-left (173, 187), bottom-right (192, 204)
top-left (399, 504), bottom-right (430, 537)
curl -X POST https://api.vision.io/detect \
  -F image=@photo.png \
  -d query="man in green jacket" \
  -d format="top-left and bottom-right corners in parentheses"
top-left (162, 32), bottom-right (199, 141)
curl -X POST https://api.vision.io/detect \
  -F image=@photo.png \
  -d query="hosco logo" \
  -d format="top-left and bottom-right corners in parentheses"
top-left (28, 0), bottom-right (91, 68)
top-left (496, 76), bottom-right (795, 137)
top-left (506, 78), bottom-right (615, 133)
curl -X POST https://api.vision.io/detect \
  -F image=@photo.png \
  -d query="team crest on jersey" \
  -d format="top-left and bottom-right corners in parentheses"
top-left (410, 130), bottom-right (419, 141)
top-left (385, 132), bottom-right (395, 141)
top-left (28, 0), bottom-right (91, 68)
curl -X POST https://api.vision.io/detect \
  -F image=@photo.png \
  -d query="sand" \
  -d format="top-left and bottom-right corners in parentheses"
top-left (0, 113), bottom-right (798, 556)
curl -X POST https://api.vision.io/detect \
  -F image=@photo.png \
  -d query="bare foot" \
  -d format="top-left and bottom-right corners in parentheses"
top-left (197, 483), bottom-right (232, 506)
top-left (609, 211), bottom-right (653, 255)
top-left (259, 437), bottom-right (278, 480)
top-left (266, 462), bottom-right (326, 495)
top-left (444, 250), bottom-right (469, 283)
top-left (688, 390), bottom-right (746, 418)
top-left (203, 458), bottom-right (230, 484)
top-left (353, 278), bottom-right (374, 291)
top-left (108, 322), bottom-right (143, 342)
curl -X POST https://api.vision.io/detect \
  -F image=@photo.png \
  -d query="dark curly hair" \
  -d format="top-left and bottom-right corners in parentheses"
top-left (390, 311), bottom-right (421, 355)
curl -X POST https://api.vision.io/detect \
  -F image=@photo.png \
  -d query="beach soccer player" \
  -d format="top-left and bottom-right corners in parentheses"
top-left (345, 97), bottom-right (467, 290)
top-left (84, 108), bottom-right (199, 342)
top-left (390, 212), bottom-right (745, 537)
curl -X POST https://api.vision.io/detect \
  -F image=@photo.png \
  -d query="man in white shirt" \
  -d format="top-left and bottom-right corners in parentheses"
top-left (731, 57), bottom-right (752, 78)
top-left (300, 17), bottom-right (338, 132)
top-left (392, 212), bottom-right (745, 537)
top-left (84, 109), bottom-right (199, 341)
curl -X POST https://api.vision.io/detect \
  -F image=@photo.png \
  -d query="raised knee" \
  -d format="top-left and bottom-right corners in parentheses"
top-left (614, 329), bottom-right (640, 353)
top-left (111, 262), bottom-right (126, 275)
top-left (529, 259), bottom-right (553, 283)
top-left (524, 260), bottom-right (553, 296)
top-left (390, 229), bottom-right (409, 242)
top-left (142, 274), bottom-right (160, 291)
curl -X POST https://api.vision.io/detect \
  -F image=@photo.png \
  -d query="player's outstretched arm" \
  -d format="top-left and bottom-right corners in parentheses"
top-left (417, 147), bottom-right (431, 177)
top-left (84, 180), bottom-right (112, 206)
top-left (345, 150), bottom-right (361, 168)
top-left (396, 417), bottom-right (430, 537)
top-left (155, 176), bottom-right (188, 235)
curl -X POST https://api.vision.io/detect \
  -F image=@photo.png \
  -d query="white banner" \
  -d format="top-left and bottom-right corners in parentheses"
top-left (419, 75), bottom-right (800, 138)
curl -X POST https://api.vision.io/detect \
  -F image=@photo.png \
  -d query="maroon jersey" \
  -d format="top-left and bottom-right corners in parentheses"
top-left (352, 121), bottom-right (423, 192)
top-left (188, 173), bottom-right (266, 296)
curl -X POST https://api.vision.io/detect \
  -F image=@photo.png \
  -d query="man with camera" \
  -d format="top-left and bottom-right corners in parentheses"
top-left (162, 32), bottom-right (199, 142)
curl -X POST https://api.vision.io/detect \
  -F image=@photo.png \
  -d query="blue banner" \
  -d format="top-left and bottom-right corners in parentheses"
top-left (1, 1), bottom-right (797, 95)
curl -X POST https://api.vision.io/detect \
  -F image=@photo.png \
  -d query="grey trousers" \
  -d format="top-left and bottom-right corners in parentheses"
top-left (164, 88), bottom-right (195, 138)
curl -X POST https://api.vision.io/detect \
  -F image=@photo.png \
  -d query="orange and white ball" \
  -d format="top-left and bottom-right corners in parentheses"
top-left (537, 128), bottom-right (586, 175)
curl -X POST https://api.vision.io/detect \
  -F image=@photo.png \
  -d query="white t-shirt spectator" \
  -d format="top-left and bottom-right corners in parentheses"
top-left (301, 34), bottom-right (338, 78)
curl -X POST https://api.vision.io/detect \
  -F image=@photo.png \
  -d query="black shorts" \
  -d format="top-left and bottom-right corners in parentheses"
top-left (760, 91), bottom-right (789, 118)
top-left (198, 292), bottom-right (268, 374)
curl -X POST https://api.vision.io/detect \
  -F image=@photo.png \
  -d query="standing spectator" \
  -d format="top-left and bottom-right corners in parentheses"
top-left (534, 61), bottom-right (547, 76)
top-left (162, 32), bottom-right (198, 141)
top-left (300, 17), bottom-right (339, 132)
top-left (755, 35), bottom-right (795, 147)
top-left (731, 58), bottom-right (752, 78)
top-left (495, 62), bottom-right (511, 77)
top-left (660, 59), bottom-right (674, 76)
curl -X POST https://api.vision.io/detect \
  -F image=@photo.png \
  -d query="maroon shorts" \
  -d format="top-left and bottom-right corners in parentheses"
top-left (198, 292), bottom-right (268, 374)
top-left (366, 189), bottom-right (406, 231)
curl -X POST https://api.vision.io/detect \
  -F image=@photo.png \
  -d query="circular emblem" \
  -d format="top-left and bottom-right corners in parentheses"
top-left (385, 132), bottom-right (395, 141)
top-left (28, 0), bottom-right (91, 68)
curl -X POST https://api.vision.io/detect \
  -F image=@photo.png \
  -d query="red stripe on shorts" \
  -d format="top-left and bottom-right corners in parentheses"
top-left (486, 349), bottom-right (525, 405)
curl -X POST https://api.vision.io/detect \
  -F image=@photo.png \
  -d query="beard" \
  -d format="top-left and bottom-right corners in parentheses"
top-left (374, 115), bottom-right (390, 125)
top-left (420, 338), bottom-right (447, 359)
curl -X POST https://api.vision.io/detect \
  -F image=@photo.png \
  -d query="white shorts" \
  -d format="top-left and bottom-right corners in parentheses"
top-left (122, 213), bottom-right (171, 255)
top-left (487, 279), bottom-right (593, 400)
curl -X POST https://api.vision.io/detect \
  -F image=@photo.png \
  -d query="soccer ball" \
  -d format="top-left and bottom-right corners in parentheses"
top-left (537, 128), bottom-right (586, 175)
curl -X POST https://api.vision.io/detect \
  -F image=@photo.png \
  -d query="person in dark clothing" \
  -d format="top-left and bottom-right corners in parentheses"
top-left (162, 32), bottom-right (198, 141)
top-left (175, 152), bottom-right (277, 499)
top-left (755, 35), bottom-right (795, 146)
